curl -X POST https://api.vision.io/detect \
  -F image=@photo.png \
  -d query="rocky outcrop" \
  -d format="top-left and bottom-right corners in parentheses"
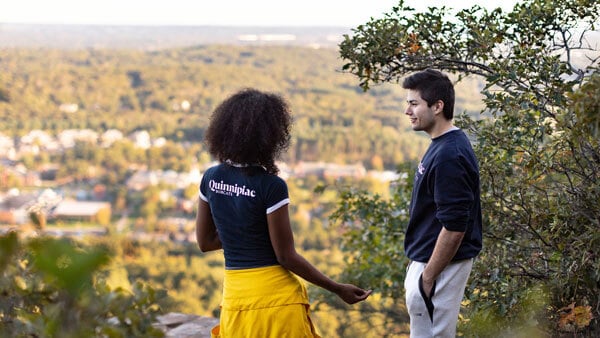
top-left (154, 312), bottom-right (219, 338)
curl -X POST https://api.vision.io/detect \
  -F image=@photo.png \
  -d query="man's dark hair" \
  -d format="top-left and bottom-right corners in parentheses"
top-left (402, 69), bottom-right (455, 120)
top-left (204, 88), bottom-right (292, 175)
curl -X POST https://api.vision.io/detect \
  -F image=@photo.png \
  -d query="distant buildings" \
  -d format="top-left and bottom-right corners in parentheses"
top-left (0, 127), bottom-right (403, 231)
top-left (50, 200), bottom-right (111, 224)
top-left (290, 161), bottom-right (400, 182)
top-left (0, 189), bottom-right (111, 225)
top-left (237, 34), bottom-right (297, 42)
top-left (100, 129), bottom-right (124, 147)
top-left (125, 168), bottom-right (202, 191)
top-left (58, 103), bottom-right (79, 114)
top-left (0, 128), bottom-right (166, 161)
top-left (0, 189), bottom-right (38, 224)
top-left (0, 133), bottom-right (15, 160)
top-left (129, 130), bottom-right (151, 149)
top-left (58, 129), bottom-right (99, 148)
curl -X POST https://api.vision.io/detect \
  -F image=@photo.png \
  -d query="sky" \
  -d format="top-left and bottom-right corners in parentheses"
top-left (1, 0), bottom-right (519, 27)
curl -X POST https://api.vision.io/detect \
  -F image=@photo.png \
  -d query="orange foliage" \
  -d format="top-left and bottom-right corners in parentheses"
top-left (557, 302), bottom-right (594, 332)
top-left (407, 32), bottom-right (420, 54)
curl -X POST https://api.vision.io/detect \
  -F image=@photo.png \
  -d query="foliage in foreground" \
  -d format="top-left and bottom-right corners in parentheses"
top-left (335, 0), bottom-right (600, 336)
top-left (0, 231), bottom-right (166, 337)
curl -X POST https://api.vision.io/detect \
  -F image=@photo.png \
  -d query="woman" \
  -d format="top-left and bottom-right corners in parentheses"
top-left (196, 88), bottom-right (372, 338)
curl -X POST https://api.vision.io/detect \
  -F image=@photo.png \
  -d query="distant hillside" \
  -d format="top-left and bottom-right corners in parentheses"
top-left (0, 23), bottom-right (351, 49)
top-left (0, 24), bottom-right (487, 167)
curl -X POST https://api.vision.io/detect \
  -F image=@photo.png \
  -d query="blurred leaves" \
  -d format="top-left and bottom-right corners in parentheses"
top-left (0, 233), bottom-right (166, 337)
top-left (29, 237), bottom-right (110, 295)
top-left (0, 231), bottom-right (18, 272)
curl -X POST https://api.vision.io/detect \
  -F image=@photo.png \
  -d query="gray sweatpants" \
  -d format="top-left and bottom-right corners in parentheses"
top-left (404, 259), bottom-right (473, 338)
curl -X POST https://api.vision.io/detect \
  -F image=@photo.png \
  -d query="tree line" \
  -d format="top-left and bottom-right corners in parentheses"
top-left (335, 0), bottom-right (600, 336)
top-left (0, 45), bottom-right (485, 168)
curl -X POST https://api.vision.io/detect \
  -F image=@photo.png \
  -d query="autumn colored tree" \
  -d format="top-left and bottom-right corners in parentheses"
top-left (334, 0), bottom-right (600, 335)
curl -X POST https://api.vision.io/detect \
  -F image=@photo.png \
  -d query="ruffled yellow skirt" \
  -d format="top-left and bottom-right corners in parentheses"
top-left (210, 265), bottom-right (321, 338)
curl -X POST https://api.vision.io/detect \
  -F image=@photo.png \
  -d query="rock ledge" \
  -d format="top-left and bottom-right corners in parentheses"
top-left (154, 312), bottom-right (219, 338)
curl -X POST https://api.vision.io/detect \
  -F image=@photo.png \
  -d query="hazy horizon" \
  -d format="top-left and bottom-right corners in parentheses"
top-left (1, 0), bottom-right (518, 28)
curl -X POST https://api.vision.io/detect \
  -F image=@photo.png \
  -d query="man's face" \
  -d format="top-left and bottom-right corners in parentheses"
top-left (405, 89), bottom-right (437, 134)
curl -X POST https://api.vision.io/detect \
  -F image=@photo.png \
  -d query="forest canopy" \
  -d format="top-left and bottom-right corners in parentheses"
top-left (0, 44), bottom-right (486, 168)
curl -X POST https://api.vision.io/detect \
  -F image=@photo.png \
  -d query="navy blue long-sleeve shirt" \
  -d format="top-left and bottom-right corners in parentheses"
top-left (404, 129), bottom-right (483, 263)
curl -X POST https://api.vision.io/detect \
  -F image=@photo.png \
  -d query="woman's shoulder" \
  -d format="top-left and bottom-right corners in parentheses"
top-left (201, 163), bottom-right (227, 178)
top-left (203, 163), bottom-right (219, 173)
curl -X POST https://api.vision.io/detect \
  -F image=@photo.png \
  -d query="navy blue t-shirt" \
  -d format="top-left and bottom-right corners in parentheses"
top-left (199, 163), bottom-right (289, 269)
top-left (404, 129), bottom-right (483, 263)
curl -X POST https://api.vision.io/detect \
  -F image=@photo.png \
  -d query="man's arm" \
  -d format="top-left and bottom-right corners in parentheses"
top-left (421, 227), bottom-right (465, 296)
top-left (424, 155), bottom-right (475, 295)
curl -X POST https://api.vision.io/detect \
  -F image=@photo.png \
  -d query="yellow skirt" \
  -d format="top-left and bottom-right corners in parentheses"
top-left (211, 265), bottom-right (321, 338)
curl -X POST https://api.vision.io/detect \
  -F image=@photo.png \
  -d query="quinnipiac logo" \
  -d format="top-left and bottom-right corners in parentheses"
top-left (209, 180), bottom-right (256, 197)
top-left (418, 162), bottom-right (425, 175)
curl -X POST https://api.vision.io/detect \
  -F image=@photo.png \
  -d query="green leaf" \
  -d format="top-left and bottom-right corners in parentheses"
top-left (0, 232), bottom-right (19, 272)
top-left (29, 238), bottom-right (110, 295)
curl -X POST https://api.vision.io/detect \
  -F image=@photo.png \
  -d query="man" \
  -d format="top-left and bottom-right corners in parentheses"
top-left (402, 69), bottom-right (482, 337)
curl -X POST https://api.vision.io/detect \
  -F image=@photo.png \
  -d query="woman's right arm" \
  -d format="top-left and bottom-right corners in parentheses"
top-left (195, 199), bottom-right (222, 252)
top-left (267, 204), bottom-right (371, 304)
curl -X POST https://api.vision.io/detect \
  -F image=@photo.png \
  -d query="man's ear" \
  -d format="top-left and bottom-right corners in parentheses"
top-left (433, 100), bottom-right (444, 115)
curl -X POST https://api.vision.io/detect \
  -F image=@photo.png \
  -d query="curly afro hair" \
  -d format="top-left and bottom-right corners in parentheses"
top-left (204, 88), bottom-right (292, 175)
